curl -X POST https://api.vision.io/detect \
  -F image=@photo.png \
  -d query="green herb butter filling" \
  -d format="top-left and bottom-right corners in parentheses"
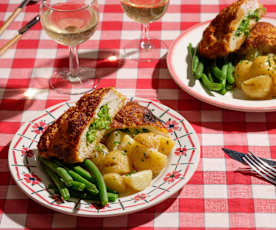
top-left (234, 8), bottom-right (263, 37)
top-left (86, 104), bottom-right (112, 143)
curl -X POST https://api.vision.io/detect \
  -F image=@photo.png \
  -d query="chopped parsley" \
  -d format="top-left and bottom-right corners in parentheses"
top-left (125, 170), bottom-right (137, 176)
top-left (113, 141), bottom-right (121, 145)
top-left (234, 8), bottom-right (263, 37)
top-left (86, 104), bottom-right (112, 143)
top-left (120, 128), bottom-right (150, 137)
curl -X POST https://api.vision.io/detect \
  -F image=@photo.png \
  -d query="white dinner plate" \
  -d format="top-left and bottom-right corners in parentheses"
top-left (167, 17), bottom-right (276, 112)
top-left (8, 97), bottom-right (200, 217)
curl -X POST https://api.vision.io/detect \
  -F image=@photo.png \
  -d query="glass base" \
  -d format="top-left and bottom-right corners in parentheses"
top-left (49, 67), bottom-right (99, 95)
top-left (121, 38), bottom-right (168, 62)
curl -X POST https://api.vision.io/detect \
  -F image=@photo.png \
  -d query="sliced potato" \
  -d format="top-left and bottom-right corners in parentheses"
top-left (234, 60), bottom-right (253, 88)
top-left (134, 132), bottom-right (175, 155)
top-left (103, 173), bottom-right (126, 193)
top-left (101, 149), bottom-right (132, 174)
top-left (105, 131), bottom-right (125, 151)
top-left (123, 170), bottom-right (152, 191)
top-left (130, 143), bottom-right (167, 175)
top-left (241, 75), bottom-right (272, 100)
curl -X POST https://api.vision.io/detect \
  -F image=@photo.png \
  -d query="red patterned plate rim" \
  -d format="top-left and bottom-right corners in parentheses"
top-left (8, 97), bottom-right (200, 217)
top-left (167, 17), bottom-right (276, 112)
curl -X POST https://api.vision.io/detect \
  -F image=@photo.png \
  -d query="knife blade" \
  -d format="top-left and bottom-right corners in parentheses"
top-left (222, 148), bottom-right (276, 167)
top-left (18, 15), bottom-right (40, 35)
top-left (0, 15), bottom-right (40, 56)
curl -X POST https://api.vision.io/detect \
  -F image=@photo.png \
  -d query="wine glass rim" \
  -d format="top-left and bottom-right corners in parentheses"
top-left (42, 0), bottom-right (96, 12)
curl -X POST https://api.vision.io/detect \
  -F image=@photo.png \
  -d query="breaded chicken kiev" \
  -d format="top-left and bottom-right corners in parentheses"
top-left (239, 22), bottom-right (276, 56)
top-left (110, 101), bottom-right (169, 136)
top-left (199, 0), bottom-right (265, 59)
top-left (38, 88), bottom-right (126, 163)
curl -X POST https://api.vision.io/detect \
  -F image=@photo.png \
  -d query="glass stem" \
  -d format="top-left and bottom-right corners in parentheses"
top-left (68, 46), bottom-right (80, 80)
top-left (140, 24), bottom-right (152, 49)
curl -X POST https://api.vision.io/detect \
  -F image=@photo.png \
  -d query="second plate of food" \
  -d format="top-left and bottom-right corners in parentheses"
top-left (167, 17), bottom-right (276, 112)
top-left (8, 92), bottom-right (200, 217)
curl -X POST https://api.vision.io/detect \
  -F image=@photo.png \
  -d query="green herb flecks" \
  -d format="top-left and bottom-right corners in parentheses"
top-left (234, 8), bottom-right (263, 37)
top-left (86, 104), bottom-right (112, 144)
top-left (126, 170), bottom-right (137, 176)
top-left (120, 128), bottom-right (149, 137)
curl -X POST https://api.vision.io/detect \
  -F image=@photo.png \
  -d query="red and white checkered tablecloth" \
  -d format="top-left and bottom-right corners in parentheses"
top-left (1, 0), bottom-right (276, 229)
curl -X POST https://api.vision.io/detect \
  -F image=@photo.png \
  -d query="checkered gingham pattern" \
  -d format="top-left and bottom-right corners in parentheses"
top-left (0, 0), bottom-right (276, 229)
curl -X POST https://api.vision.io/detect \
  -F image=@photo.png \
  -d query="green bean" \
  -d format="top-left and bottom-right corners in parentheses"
top-left (44, 166), bottom-right (70, 201)
top-left (84, 159), bottom-right (108, 206)
top-left (192, 55), bottom-right (199, 75)
top-left (106, 186), bottom-right (118, 194)
top-left (226, 84), bottom-right (233, 91)
top-left (221, 64), bottom-right (228, 84)
top-left (73, 166), bottom-right (92, 180)
top-left (207, 72), bottom-right (214, 82)
top-left (71, 181), bottom-right (86, 192)
top-left (39, 157), bottom-right (73, 187)
top-left (68, 170), bottom-right (99, 195)
top-left (221, 64), bottom-right (228, 81)
top-left (201, 73), bottom-right (223, 91)
top-left (226, 62), bottom-right (235, 84)
top-left (73, 165), bottom-right (118, 194)
top-left (70, 191), bottom-right (118, 203)
top-left (218, 64), bottom-right (228, 94)
top-left (188, 43), bottom-right (194, 57)
top-left (195, 62), bottom-right (204, 79)
top-left (212, 66), bottom-right (223, 81)
top-left (107, 192), bottom-right (118, 202)
top-left (219, 88), bottom-right (227, 95)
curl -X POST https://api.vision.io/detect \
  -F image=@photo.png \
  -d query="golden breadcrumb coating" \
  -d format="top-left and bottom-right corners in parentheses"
top-left (239, 22), bottom-right (276, 55)
top-left (110, 101), bottom-right (168, 135)
top-left (38, 88), bottom-right (126, 163)
top-left (199, 0), bottom-right (265, 59)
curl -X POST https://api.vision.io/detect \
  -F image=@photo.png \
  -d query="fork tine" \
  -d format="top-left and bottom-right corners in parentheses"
top-left (243, 155), bottom-right (276, 186)
top-left (249, 151), bottom-right (276, 176)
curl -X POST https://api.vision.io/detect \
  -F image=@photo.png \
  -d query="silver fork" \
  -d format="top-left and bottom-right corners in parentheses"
top-left (242, 151), bottom-right (276, 185)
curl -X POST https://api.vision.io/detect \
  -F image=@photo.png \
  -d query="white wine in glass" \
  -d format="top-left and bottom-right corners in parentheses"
top-left (120, 0), bottom-right (169, 61)
top-left (41, 0), bottom-right (99, 94)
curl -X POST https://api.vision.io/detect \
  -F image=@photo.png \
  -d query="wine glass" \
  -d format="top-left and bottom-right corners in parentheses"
top-left (120, 0), bottom-right (169, 62)
top-left (40, 0), bottom-right (99, 95)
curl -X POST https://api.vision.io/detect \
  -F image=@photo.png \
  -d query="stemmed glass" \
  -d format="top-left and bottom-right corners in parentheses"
top-left (40, 0), bottom-right (99, 94)
top-left (120, 0), bottom-right (169, 62)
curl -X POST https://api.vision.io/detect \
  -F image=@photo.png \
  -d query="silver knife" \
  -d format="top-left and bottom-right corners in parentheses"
top-left (222, 148), bottom-right (276, 167)
top-left (0, 15), bottom-right (40, 56)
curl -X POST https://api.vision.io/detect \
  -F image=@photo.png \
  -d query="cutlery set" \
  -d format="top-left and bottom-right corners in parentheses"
top-left (223, 148), bottom-right (276, 185)
top-left (0, 0), bottom-right (40, 56)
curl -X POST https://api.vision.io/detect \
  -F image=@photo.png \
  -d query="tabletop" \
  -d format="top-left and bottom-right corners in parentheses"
top-left (1, 0), bottom-right (276, 229)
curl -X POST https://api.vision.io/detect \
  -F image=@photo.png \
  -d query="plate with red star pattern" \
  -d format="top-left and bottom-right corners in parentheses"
top-left (8, 97), bottom-right (200, 217)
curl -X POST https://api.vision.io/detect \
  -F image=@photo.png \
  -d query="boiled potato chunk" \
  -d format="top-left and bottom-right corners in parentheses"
top-left (250, 55), bottom-right (275, 78)
top-left (134, 132), bottom-right (175, 155)
top-left (272, 72), bottom-right (276, 96)
top-left (101, 150), bottom-right (132, 174)
top-left (234, 60), bottom-right (253, 88)
top-left (123, 170), bottom-right (152, 191)
top-left (89, 143), bottom-right (109, 167)
top-left (130, 143), bottom-right (167, 175)
top-left (241, 75), bottom-right (272, 99)
top-left (105, 131), bottom-right (125, 151)
top-left (103, 173), bottom-right (126, 193)
top-left (118, 134), bottom-right (136, 155)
